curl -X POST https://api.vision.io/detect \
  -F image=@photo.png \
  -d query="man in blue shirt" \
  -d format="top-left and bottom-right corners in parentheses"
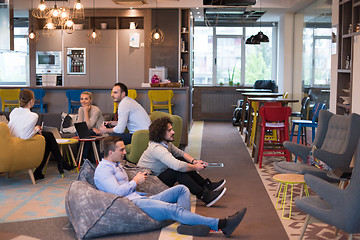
top-left (94, 136), bottom-right (246, 237)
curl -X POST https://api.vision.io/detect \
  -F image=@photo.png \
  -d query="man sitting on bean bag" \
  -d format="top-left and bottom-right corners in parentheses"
top-left (94, 136), bottom-right (247, 237)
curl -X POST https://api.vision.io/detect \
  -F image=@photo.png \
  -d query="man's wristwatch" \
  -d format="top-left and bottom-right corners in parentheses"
top-left (191, 159), bottom-right (196, 164)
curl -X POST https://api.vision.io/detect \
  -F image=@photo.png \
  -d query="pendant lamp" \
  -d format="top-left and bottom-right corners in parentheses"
top-left (87, 0), bottom-right (102, 43)
top-left (28, 0), bottom-right (39, 44)
top-left (64, 17), bottom-right (75, 34)
top-left (245, 35), bottom-right (260, 44)
top-left (149, 0), bottom-right (164, 44)
top-left (43, 20), bottom-right (56, 38)
top-left (32, 0), bottom-right (50, 19)
top-left (73, 0), bottom-right (85, 19)
top-left (253, 0), bottom-right (269, 43)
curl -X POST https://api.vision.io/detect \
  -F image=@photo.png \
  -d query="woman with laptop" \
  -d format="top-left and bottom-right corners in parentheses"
top-left (77, 91), bottom-right (104, 162)
top-left (7, 89), bottom-right (75, 180)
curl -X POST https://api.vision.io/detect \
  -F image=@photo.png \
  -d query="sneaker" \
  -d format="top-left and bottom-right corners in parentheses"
top-left (202, 188), bottom-right (226, 207)
top-left (205, 179), bottom-right (226, 191)
top-left (177, 224), bottom-right (210, 236)
top-left (221, 208), bottom-right (247, 237)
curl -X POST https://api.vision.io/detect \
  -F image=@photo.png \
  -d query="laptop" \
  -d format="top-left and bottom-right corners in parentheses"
top-left (74, 122), bottom-right (104, 140)
top-left (42, 126), bottom-right (62, 139)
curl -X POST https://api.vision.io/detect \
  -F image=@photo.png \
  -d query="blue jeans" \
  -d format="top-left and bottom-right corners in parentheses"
top-left (110, 132), bottom-right (132, 145)
top-left (132, 185), bottom-right (219, 231)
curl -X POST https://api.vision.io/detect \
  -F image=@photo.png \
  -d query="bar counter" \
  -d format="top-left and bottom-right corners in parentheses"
top-left (0, 86), bottom-right (190, 145)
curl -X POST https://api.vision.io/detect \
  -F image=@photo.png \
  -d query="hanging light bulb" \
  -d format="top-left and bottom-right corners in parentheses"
top-left (64, 17), bottom-right (75, 34)
top-left (87, 27), bottom-right (102, 43)
top-left (32, 0), bottom-right (50, 19)
top-left (27, 26), bottom-right (39, 44)
top-left (73, 0), bottom-right (85, 19)
top-left (43, 21), bottom-right (56, 38)
top-left (149, 0), bottom-right (164, 44)
top-left (87, 0), bottom-right (102, 43)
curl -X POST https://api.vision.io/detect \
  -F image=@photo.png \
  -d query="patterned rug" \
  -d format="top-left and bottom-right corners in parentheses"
top-left (248, 141), bottom-right (359, 240)
top-left (0, 163), bottom-right (78, 223)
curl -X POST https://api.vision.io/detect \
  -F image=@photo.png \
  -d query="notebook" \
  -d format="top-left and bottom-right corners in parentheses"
top-left (74, 122), bottom-right (104, 140)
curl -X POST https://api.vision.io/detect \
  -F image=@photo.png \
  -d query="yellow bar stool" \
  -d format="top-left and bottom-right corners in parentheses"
top-left (148, 90), bottom-right (174, 114)
top-left (0, 89), bottom-right (21, 111)
top-left (113, 89), bottom-right (137, 113)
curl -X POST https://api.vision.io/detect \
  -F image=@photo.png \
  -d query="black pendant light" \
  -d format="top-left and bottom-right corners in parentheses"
top-left (245, 35), bottom-right (260, 44)
top-left (254, 0), bottom-right (269, 43)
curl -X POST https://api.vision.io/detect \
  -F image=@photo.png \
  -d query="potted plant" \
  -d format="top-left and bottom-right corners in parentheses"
top-left (228, 67), bottom-right (235, 86)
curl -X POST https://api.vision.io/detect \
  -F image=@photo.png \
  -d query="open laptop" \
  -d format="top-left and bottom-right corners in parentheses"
top-left (42, 126), bottom-right (62, 139)
top-left (74, 122), bottom-right (104, 140)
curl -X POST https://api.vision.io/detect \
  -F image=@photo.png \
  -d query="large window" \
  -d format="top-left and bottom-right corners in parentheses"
top-left (0, 26), bottom-right (29, 86)
top-left (302, 28), bottom-right (331, 87)
top-left (194, 26), bottom-right (275, 86)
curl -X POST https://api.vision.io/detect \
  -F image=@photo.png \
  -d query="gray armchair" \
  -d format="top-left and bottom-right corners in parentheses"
top-left (274, 110), bottom-right (360, 181)
top-left (295, 142), bottom-right (360, 240)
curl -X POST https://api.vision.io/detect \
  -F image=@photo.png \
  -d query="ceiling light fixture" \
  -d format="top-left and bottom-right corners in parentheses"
top-left (64, 17), bottom-right (75, 34)
top-left (32, 0), bottom-right (50, 19)
top-left (88, 0), bottom-right (102, 43)
top-left (28, 0), bottom-right (39, 44)
top-left (42, 20), bottom-right (56, 38)
top-left (149, 0), bottom-right (164, 44)
top-left (73, 0), bottom-right (85, 19)
top-left (253, 0), bottom-right (269, 43)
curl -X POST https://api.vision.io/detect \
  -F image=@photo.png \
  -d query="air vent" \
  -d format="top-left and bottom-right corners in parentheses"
top-left (112, 0), bottom-right (148, 5)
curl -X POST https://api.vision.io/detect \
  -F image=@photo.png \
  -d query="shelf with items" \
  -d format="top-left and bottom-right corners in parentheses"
top-left (118, 17), bottom-right (144, 29)
top-left (179, 9), bottom-right (191, 87)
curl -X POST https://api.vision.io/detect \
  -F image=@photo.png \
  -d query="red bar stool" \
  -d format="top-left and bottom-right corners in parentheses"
top-left (257, 106), bottom-right (292, 168)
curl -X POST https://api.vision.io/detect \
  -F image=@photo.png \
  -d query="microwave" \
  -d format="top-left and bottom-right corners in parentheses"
top-left (36, 51), bottom-right (62, 74)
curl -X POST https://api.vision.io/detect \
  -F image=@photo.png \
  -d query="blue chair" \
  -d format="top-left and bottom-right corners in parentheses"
top-left (66, 90), bottom-right (89, 113)
top-left (290, 103), bottom-right (326, 162)
top-left (32, 89), bottom-right (47, 113)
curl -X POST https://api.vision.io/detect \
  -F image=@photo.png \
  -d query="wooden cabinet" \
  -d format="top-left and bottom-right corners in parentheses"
top-left (336, 0), bottom-right (360, 114)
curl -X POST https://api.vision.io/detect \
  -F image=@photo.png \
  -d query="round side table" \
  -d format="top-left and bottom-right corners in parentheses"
top-left (44, 138), bottom-right (79, 176)
top-left (73, 136), bottom-right (105, 171)
top-left (273, 173), bottom-right (309, 219)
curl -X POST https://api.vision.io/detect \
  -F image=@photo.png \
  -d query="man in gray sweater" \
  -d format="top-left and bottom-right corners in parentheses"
top-left (138, 117), bottom-right (226, 207)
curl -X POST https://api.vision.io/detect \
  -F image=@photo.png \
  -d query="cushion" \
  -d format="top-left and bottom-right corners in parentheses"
top-left (77, 159), bottom-right (96, 187)
top-left (60, 112), bottom-right (78, 134)
top-left (66, 160), bottom-right (171, 239)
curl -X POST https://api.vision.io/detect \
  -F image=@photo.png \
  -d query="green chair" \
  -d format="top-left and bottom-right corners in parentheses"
top-left (125, 112), bottom-right (183, 164)
top-left (150, 111), bottom-right (182, 147)
top-left (125, 130), bottom-right (149, 164)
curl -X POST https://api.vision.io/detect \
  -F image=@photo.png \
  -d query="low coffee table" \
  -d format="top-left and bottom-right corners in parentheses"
top-left (273, 173), bottom-right (309, 219)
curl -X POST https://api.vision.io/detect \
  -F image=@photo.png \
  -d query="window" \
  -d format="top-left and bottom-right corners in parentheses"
top-left (0, 26), bottom-right (29, 86)
top-left (194, 26), bottom-right (276, 86)
top-left (302, 28), bottom-right (332, 87)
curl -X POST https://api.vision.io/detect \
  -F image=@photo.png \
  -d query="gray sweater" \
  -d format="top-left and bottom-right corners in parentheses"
top-left (137, 141), bottom-right (187, 176)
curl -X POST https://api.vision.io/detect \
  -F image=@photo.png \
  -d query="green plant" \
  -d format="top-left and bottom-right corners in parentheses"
top-left (228, 67), bottom-right (235, 85)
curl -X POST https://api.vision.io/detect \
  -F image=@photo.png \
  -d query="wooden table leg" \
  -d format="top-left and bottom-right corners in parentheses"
top-left (76, 142), bottom-right (85, 171)
top-left (67, 145), bottom-right (78, 172)
top-left (92, 141), bottom-right (100, 165)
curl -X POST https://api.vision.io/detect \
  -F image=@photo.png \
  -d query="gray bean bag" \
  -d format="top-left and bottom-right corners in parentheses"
top-left (65, 160), bottom-right (172, 239)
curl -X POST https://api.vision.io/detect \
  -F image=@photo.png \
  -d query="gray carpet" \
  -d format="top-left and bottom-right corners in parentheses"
top-left (0, 122), bottom-right (288, 240)
top-left (194, 122), bottom-right (288, 239)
